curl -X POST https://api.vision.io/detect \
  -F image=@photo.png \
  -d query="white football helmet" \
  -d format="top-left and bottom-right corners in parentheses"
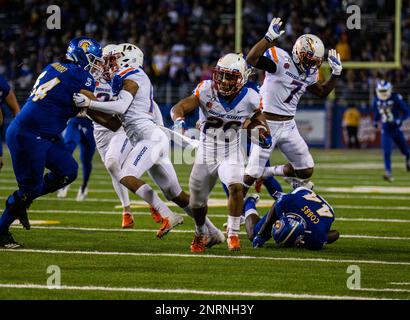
top-left (212, 53), bottom-right (251, 96)
top-left (102, 44), bottom-right (117, 57)
top-left (113, 43), bottom-right (144, 69)
top-left (376, 80), bottom-right (392, 100)
top-left (292, 34), bottom-right (324, 75)
top-left (102, 44), bottom-right (118, 81)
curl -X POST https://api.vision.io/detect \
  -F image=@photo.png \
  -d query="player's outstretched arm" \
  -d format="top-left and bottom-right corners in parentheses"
top-left (170, 94), bottom-right (200, 130)
top-left (307, 49), bottom-right (342, 98)
top-left (4, 90), bottom-right (20, 117)
top-left (246, 17), bottom-right (284, 73)
top-left (74, 80), bottom-right (138, 115)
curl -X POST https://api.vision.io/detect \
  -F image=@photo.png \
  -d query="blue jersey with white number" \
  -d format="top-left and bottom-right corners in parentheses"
top-left (14, 61), bottom-right (96, 138)
top-left (274, 188), bottom-right (335, 250)
top-left (373, 93), bottom-right (410, 127)
top-left (0, 75), bottom-right (11, 104)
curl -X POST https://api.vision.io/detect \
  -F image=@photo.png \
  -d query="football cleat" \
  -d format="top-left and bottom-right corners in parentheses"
top-left (122, 212), bottom-right (135, 229)
top-left (205, 229), bottom-right (225, 248)
top-left (222, 216), bottom-right (245, 229)
top-left (150, 206), bottom-right (162, 223)
top-left (57, 185), bottom-right (70, 198)
top-left (190, 234), bottom-right (208, 253)
top-left (227, 234), bottom-right (241, 251)
top-left (383, 174), bottom-right (394, 183)
top-left (76, 186), bottom-right (88, 201)
top-left (156, 213), bottom-right (184, 239)
top-left (255, 178), bottom-right (264, 193)
top-left (283, 177), bottom-right (314, 190)
top-left (0, 230), bottom-right (23, 249)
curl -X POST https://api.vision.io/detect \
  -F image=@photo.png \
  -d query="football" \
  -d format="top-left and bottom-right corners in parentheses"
top-left (246, 118), bottom-right (270, 144)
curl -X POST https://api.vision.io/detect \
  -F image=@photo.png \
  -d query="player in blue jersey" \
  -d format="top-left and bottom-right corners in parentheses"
top-left (57, 115), bottom-right (96, 201)
top-left (372, 80), bottom-right (410, 182)
top-left (243, 188), bottom-right (339, 250)
top-left (0, 37), bottom-right (111, 248)
top-left (0, 75), bottom-right (20, 171)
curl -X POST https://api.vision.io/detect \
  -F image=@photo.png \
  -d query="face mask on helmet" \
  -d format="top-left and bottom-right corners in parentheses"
top-left (292, 35), bottom-right (324, 75)
top-left (212, 67), bottom-right (244, 97)
top-left (86, 53), bottom-right (105, 80)
top-left (102, 53), bottom-right (121, 81)
top-left (272, 214), bottom-right (306, 247)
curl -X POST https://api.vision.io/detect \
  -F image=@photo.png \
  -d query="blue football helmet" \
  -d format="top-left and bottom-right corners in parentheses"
top-left (272, 214), bottom-right (306, 247)
top-left (66, 37), bottom-right (104, 79)
top-left (376, 80), bottom-right (392, 101)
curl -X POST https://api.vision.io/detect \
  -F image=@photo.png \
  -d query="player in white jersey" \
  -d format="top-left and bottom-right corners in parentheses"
top-left (74, 43), bottom-right (224, 243)
top-left (171, 53), bottom-right (271, 252)
top-left (243, 18), bottom-right (343, 190)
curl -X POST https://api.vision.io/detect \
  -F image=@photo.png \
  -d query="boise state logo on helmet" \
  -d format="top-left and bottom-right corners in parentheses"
top-left (66, 37), bottom-right (104, 79)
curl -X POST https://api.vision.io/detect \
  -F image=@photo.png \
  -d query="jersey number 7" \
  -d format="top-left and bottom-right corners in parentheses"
top-left (284, 80), bottom-right (303, 104)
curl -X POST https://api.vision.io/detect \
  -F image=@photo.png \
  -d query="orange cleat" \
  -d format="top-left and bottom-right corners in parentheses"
top-left (227, 235), bottom-right (241, 251)
top-left (190, 234), bottom-right (208, 253)
top-left (255, 178), bottom-right (264, 193)
top-left (156, 213), bottom-right (184, 239)
top-left (122, 212), bottom-right (135, 229)
top-left (150, 206), bottom-right (163, 223)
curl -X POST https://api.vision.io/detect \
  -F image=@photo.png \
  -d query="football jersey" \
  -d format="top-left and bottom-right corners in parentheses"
top-left (117, 66), bottom-right (157, 144)
top-left (274, 187), bottom-right (335, 250)
top-left (14, 62), bottom-right (95, 138)
top-left (260, 46), bottom-right (319, 116)
top-left (372, 93), bottom-right (409, 126)
top-left (193, 80), bottom-right (261, 157)
top-left (0, 75), bottom-right (11, 104)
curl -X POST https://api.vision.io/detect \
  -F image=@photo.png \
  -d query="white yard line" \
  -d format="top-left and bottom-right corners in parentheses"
top-left (390, 282), bottom-right (410, 286)
top-left (353, 287), bottom-right (410, 293)
top-left (0, 283), bottom-right (395, 300)
top-left (9, 225), bottom-right (410, 241)
top-left (1, 248), bottom-right (410, 266)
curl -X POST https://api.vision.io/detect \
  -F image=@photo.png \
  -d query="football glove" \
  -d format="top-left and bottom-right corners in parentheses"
top-left (173, 117), bottom-right (187, 131)
top-left (260, 134), bottom-right (272, 149)
top-left (265, 17), bottom-right (285, 43)
top-left (253, 234), bottom-right (267, 248)
top-left (73, 93), bottom-right (91, 108)
top-left (328, 49), bottom-right (342, 76)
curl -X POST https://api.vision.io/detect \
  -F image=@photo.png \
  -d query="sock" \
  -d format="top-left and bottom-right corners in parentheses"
top-left (135, 184), bottom-right (173, 218)
top-left (195, 224), bottom-right (207, 236)
top-left (245, 208), bottom-right (258, 219)
top-left (227, 216), bottom-right (241, 237)
top-left (263, 165), bottom-right (285, 178)
top-left (111, 176), bottom-right (130, 208)
top-left (263, 176), bottom-right (283, 197)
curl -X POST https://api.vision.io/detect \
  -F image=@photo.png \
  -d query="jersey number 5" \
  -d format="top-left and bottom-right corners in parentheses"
top-left (30, 71), bottom-right (61, 102)
top-left (284, 80), bottom-right (303, 104)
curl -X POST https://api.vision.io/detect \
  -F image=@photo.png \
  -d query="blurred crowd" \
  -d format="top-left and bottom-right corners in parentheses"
top-left (0, 0), bottom-right (409, 103)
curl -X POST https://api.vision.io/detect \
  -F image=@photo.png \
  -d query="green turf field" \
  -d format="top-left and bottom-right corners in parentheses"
top-left (0, 148), bottom-right (409, 300)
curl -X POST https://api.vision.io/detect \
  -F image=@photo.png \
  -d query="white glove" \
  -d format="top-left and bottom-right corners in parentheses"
top-left (265, 17), bottom-right (285, 43)
top-left (73, 93), bottom-right (91, 108)
top-left (328, 49), bottom-right (342, 76)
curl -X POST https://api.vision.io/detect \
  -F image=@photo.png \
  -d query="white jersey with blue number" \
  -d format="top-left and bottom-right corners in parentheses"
top-left (260, 46), bottom-right (319, 116)
top-left (92, 78), bottom-right (116, 133)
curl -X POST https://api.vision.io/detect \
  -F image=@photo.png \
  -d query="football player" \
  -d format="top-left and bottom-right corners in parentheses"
top-left (0, 74), bottom-right (20, 171)
top-left (372, 80), bottom-right (410, 182)
top-left (171, 53), bottom-right (272, 252)
top-left (244, 18), bottom-right (343, 190)
top-left (244, 189), bottom-right (339, 250)
top-left (0, 37), bottom-right (111, 248)
top-left (74, 43), bottom-right (224, 242)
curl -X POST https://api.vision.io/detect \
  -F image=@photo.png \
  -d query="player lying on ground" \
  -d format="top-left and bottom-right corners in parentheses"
top-left (0, 74), bottom-right (20, 172)
top-left (243, 189), bottom-right (339, 250)
top-left (0, 37), bottom-right (116, 248)
top-left (372, 80), bottom-right (410, 182)
top-left (171, 53), bottom-right (272, 252)
top-left (243, 17), bottom-right (342, 191)
top-left (74, 43), bottom-right (224, 242)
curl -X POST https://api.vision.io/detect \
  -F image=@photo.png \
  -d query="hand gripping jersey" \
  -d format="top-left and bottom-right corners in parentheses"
top-left (117, 67), bottom-right (157, 144)
top-left (274, 187), bottom-right (335, 250)
top-left (193, 80), bottom-right (261, 158)
top-left (14, 62), bottom-right (95, 138)
top-left (260, 46), bottom-right (319, 116)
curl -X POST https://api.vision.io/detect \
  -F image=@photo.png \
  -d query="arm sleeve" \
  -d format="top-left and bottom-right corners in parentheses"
top-left (255, 55), bottom-right (277, 74)
top-left (89, 89), bottom-right (134, 115)
top-left (395, 94), bottom-right (410, 122)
